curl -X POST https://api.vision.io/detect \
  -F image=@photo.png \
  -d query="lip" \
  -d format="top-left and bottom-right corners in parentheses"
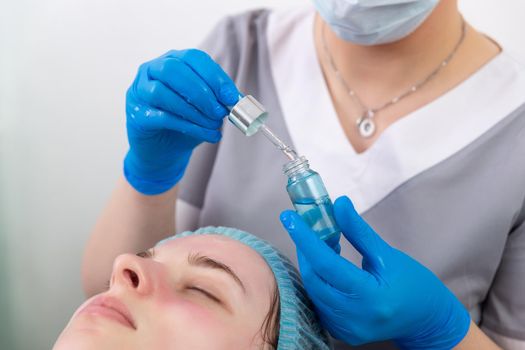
top-left (79, 295), bottom-right (136, 330)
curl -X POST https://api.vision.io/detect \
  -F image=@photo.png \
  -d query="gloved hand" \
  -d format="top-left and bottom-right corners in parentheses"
top-left (280, 196), bottom-right (471, 349)
top-left (124, 49), bottom-right (240, 195)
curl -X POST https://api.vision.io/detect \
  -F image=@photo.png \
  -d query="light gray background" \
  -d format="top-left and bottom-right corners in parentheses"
top-left (1, 1), bottom-right (524, 349)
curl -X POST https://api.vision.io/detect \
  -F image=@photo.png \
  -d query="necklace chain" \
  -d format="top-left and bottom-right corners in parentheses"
top-left (321, 18), bottom-right (466, 138)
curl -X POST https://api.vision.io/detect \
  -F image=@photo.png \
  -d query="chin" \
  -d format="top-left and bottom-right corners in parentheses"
top-left (53, 335), bottom-right (99, 350)
top-left (53, 336), bottom-right (125, 350)
top-left (53, 325), bottom-right (129, 350)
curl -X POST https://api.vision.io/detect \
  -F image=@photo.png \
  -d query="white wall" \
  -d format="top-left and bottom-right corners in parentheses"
top-left (0, 1), bottom-right (523, 349)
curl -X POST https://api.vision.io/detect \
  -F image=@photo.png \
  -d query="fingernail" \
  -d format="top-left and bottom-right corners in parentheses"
top-left (280, 212), bottom-right (289, 224)
top-left (280, 211), bottom-right (296, 229)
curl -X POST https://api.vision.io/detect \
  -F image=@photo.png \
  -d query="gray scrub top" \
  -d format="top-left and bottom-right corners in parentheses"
top-left (177, 9), bottom-right (525, 349)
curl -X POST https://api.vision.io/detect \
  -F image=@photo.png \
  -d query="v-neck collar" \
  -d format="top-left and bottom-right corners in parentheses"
top-left (266, 6), bottom-right (525, 212)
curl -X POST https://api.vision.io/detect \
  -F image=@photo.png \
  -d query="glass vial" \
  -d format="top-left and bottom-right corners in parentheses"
top-left (283, 156), bottom-right (339, 241)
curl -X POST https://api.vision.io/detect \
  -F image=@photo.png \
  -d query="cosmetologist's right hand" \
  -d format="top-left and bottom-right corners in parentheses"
top-left (124, 49), bottom-right (240, 195)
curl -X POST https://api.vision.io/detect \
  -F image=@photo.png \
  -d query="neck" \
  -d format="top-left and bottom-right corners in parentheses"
top-left (315, 0), bottom-right (464, 95)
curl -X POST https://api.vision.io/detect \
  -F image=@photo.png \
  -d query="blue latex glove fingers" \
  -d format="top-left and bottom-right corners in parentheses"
top-left (132, 69), bottom-right (223, 131)
top-left (127, 99), bottom-right (221, 144)
top-left (169, 49), bottom-right (241, 107)
top-left (334, 196), bottom-right (390, 275)
top-left (295, 250), bottom-right (342, 304)
top-left (147, 56), bottom-right (229, 121)
top-left (296, 250), bottom-right (371, 345)
top-left (280, 210), bottom-right (372, 292)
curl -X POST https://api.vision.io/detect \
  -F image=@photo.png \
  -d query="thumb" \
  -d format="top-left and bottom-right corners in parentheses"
top-left (280, 209), bottom-right (370, 291)
top-left (334, 196), bottom-right (390, 269)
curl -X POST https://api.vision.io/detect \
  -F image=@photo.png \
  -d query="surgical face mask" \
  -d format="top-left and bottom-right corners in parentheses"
top-left (312, 0), bottom-right (439, 45)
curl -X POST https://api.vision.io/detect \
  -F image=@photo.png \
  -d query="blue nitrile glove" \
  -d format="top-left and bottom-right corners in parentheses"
top-left (279, 196), bottom-right (471, 349)
top-left (124, 49), bottom-right (240, 195)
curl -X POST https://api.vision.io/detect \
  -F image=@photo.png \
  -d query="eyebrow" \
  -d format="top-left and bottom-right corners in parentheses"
top-left (187, 252), bottom-right (247, 294)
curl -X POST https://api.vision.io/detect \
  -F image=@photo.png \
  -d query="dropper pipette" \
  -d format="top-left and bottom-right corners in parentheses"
top-left (228, 95), bottom-right (299, 160)
top-left (259, 125), bottom-right (298, 161)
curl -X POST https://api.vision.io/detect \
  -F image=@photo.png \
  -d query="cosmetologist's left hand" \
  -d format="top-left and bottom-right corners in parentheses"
top-left (279, 196), bottom-right (471, 349)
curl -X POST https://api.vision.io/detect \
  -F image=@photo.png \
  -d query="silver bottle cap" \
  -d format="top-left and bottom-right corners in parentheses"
top-left (228, 95), bottom-right (268, 136)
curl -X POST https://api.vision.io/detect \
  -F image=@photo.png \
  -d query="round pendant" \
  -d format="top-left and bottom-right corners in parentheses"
top-left (358, 118), bottom-right (376, 138)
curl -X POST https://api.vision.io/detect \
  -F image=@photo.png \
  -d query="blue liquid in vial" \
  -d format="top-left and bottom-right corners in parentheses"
top-left (285, 157), bottom-right (339, 241)
top-left (293, 196), bottom-right (339, 241)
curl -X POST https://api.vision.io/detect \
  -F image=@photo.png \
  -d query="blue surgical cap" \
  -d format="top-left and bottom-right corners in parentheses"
top-left (157, 226), bottom-right (332, 350)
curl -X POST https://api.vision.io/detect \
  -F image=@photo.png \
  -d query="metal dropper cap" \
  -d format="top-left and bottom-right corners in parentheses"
top-left (228, 95), bottom-right (268, 136)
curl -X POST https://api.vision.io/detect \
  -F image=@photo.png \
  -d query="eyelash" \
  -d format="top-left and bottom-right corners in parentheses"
top-left (136, 249), bottom-right (154, 258)
top-left (187, 286), bottom-right (222, 304)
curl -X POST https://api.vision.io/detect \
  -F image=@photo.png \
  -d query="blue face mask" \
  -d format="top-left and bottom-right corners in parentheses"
top-left (312, 0), bottom-right (439, 45)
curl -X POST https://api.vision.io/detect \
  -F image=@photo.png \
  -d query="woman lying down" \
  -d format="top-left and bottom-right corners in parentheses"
top-left (53, 227), bottom-right (332, 349)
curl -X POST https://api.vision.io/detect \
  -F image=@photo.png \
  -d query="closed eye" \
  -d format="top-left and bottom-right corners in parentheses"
top-left (136, 249), bottom-right (154, 259)
top-left (187, 286), bottom-right (222, 304)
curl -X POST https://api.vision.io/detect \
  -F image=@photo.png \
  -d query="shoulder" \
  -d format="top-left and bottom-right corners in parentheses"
top-left (201, 6), bottom-right (313, 48)
top-left (197, 9), bottom-right (271, 62)
top-left (207, 8), bottom-right (272, 42)
top-left (197, 7), bottom-right (314, 76)
top-left (196, 9), bottom-right (272, 80)
top-left (195, 6), bottom-right (314, 57)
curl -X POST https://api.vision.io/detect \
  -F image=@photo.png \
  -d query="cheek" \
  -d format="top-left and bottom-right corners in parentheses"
top-left (143, 288), bottom-right (244, 349)
top-left (155, 284), bottom-right (221, 325)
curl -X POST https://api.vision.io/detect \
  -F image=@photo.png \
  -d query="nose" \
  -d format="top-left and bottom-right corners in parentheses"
top-left (111, 253), bottom-right (153, 295)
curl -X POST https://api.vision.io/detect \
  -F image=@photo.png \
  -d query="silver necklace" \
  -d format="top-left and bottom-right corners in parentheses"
top-left (321, 18), bottom-right (466, 138)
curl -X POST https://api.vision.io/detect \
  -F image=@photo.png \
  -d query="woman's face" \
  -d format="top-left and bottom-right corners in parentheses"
top-left (54, 235), bottom-right (277, 350)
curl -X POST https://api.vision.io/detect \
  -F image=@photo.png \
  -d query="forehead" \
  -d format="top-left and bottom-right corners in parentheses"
top-left (156, 234), bottom-right (276, 295)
